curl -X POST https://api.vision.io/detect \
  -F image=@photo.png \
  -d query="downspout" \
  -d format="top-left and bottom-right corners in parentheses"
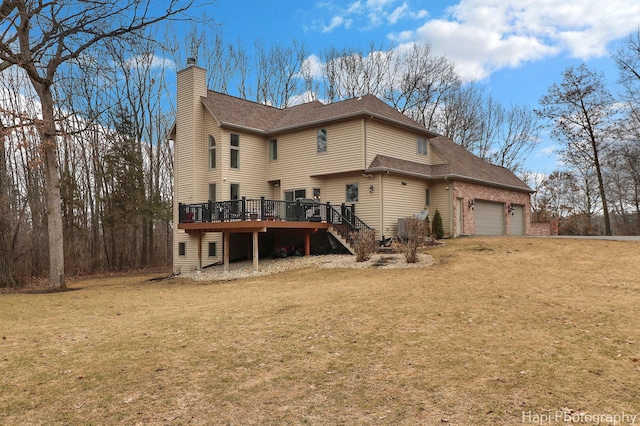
top-left (444, 176), bottom-right (453, 237)
top-left (379, 173), bottom-right (384, 239)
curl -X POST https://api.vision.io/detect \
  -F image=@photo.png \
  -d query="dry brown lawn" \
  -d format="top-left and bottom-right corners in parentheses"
top-left (1, 237), bottom-right (640, 425)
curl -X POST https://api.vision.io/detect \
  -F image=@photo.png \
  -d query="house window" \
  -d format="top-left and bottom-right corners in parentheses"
top-left (178, 242), bottom-right (186, 256)
top-left (417, 137), bottom-right (428, 155)
top-left (230, 133), bottom-right (239, 168)
top-left (425, 189), bottom-right (430, 206)
top-left (208, 183), bottom-right (216, 202)
top-left (313, 188), bottom-right (321, 200)
top-left (317, 128), bottom-right (327, 153)
top-left (284, 189), bottom-right (306, 201)
top-left (209, 135), bottom-right (216, 168)
top-left (269, 139), bottom-right (277, 161)
top-left (230, 183), bottom-right (240, 200)
top-left (208, 242), bottom-right (217, 257)
top-left (346, 184), bottom-right (358, 203)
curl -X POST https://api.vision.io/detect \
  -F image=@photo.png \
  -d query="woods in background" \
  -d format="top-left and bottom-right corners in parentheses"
top-left (2, 11), bottom-right (640, 286)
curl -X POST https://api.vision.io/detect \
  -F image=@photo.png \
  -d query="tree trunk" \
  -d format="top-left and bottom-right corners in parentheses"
top-left (33, 84), bottom-right (66, 290)
top-left (0, 136), bottom-right (18, 288)
top-left (592, 146), bottom-right (612, 235)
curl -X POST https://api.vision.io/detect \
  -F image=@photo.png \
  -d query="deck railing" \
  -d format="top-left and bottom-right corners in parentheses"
top-left (178, 197), bottom-right (372, 243)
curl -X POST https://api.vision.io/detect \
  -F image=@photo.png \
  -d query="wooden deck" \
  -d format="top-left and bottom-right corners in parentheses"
top-left (178, 198), bottom-right (370, 273)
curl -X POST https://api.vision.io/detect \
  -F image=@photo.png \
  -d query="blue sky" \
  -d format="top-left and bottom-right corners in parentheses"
top-left (186, 0), bottom-right (640, 174)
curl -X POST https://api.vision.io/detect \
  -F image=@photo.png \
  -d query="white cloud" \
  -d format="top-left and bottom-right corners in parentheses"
top-left (125, 53), bottom-right (174, 70)
top-left (301, 54), bottom-right (324, 79)
top-left (322, 15), bottom-right (346, 33)
top-left (391, 0), bottom-right (640, 80)
top-left (318, 0), bottom-right (428, 32)
top-left (411, 18), bottom-right (557, 80)
top-left (389, 30), bottom-right (414, 43)
top-left (537, 145), bottom-right (558, 156)
top-left (413, 9), bottom-right (428, 19)
top-left (388, 3), bottom-right (408, 25)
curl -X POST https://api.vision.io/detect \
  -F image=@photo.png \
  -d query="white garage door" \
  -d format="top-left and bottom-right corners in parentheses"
top-left (475, 201), bottom-right (505, 235)
top-left (509, 205), bottom-right (525, 236)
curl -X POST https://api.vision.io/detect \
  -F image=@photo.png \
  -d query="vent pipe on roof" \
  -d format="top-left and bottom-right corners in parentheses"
top-left (186, 57), bottom-right (196, 67)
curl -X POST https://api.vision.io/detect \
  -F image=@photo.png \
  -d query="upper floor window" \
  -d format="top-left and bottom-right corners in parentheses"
top-left (230, 134), bottom-right (239, 168)
top-left (317, 128), bottom-right (327, 153)
top-left (269, 139), bottom-right (278, 161)
top-left (346, 184), bottom-right (358, 203)
top-left (417, 137), bottom-right (428, 155)
top-left (209, 135), bottom-right (216, 168)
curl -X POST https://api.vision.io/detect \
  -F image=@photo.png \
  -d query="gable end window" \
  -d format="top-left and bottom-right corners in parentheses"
top-left (346, 184), bottom-right (358, 203)
top-left (209, 135), bottom-right (216, 168)
top-left (317, 128), bottom-right (327, 153)
top-left (417, 137), bottom-right (428, 155)
top-left (269, 139), bottom-right (277, 161)
top-left (230, 134), bottom-right (239, 168)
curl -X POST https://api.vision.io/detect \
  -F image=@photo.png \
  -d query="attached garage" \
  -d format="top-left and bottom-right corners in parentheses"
top-left (509, 204), bottom-right (525, 236)
top-left (474, 201), bottom-right (505, 235)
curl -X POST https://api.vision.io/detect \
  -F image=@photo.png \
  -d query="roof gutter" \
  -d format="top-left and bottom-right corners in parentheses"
top-left (219, 121), bottom-right (269, 135)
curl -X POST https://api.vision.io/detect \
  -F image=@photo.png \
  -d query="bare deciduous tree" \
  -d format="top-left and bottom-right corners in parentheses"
top-left (0, 0), bottom-right (193, 290)
top-left (0, 126), bottom-right (18, 287)
top-left (537, 64), bottom-right (616, 235)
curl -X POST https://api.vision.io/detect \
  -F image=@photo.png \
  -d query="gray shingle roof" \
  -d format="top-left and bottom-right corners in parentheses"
top-left (201, 91), bottom-right (437, 136)
top-left (201, 91), bottom-right (531, 192)
top-left (366, 136), bottom-right (532, 192)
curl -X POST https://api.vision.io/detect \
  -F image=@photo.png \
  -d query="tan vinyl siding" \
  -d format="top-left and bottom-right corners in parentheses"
top-left (428, 143), bottom-right (447, 164)
top-left (173, 230), bottom-right (197, 273)
top-left (379, 174), bottom-right (430, 238)
top-left (175, 66), bottom-right (207, 204)
top-left (429, 181), bottom-right (452, 236)
top-left (205, 116), bottom-right (223, 190)
top-left (173, 66), bottom-right (208, 271)
top-left (365, 120), bottom-right (447, 166)
top-left (218, 130), bottom-right (270, 199)
top-left (322, 173), bottom-right (381, 236)
top-left (268, 120), bottom-right (364, 191)
top-left (173, 232), bottom-right (222, 273)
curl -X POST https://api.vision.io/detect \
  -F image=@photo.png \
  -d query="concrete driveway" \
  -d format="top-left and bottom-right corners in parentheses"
top-left (548, 235), bottom-right (640, 241)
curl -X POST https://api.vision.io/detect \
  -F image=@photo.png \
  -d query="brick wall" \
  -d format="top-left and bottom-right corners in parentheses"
top-left (529, 219), bottom-right (559, 236)
top-left (451, 181), bottom-right (533, 236)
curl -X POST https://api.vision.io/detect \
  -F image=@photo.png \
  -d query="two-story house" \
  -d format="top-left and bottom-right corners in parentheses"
top-left (172, 61), bottom-right (535, 274)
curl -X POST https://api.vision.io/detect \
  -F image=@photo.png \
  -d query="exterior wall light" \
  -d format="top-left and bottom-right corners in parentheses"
top-left (468, 199), bottom-right (475, 210)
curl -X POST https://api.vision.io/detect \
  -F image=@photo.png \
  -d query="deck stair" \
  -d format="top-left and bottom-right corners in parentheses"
top-left (328, 226), bottom-right (355, 254)
top-left (325, 205), bottom-right (372, 255)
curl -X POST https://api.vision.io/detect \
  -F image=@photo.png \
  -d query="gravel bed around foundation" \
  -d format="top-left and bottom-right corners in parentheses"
top-left (183, 252), bottom-right (435, 281)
